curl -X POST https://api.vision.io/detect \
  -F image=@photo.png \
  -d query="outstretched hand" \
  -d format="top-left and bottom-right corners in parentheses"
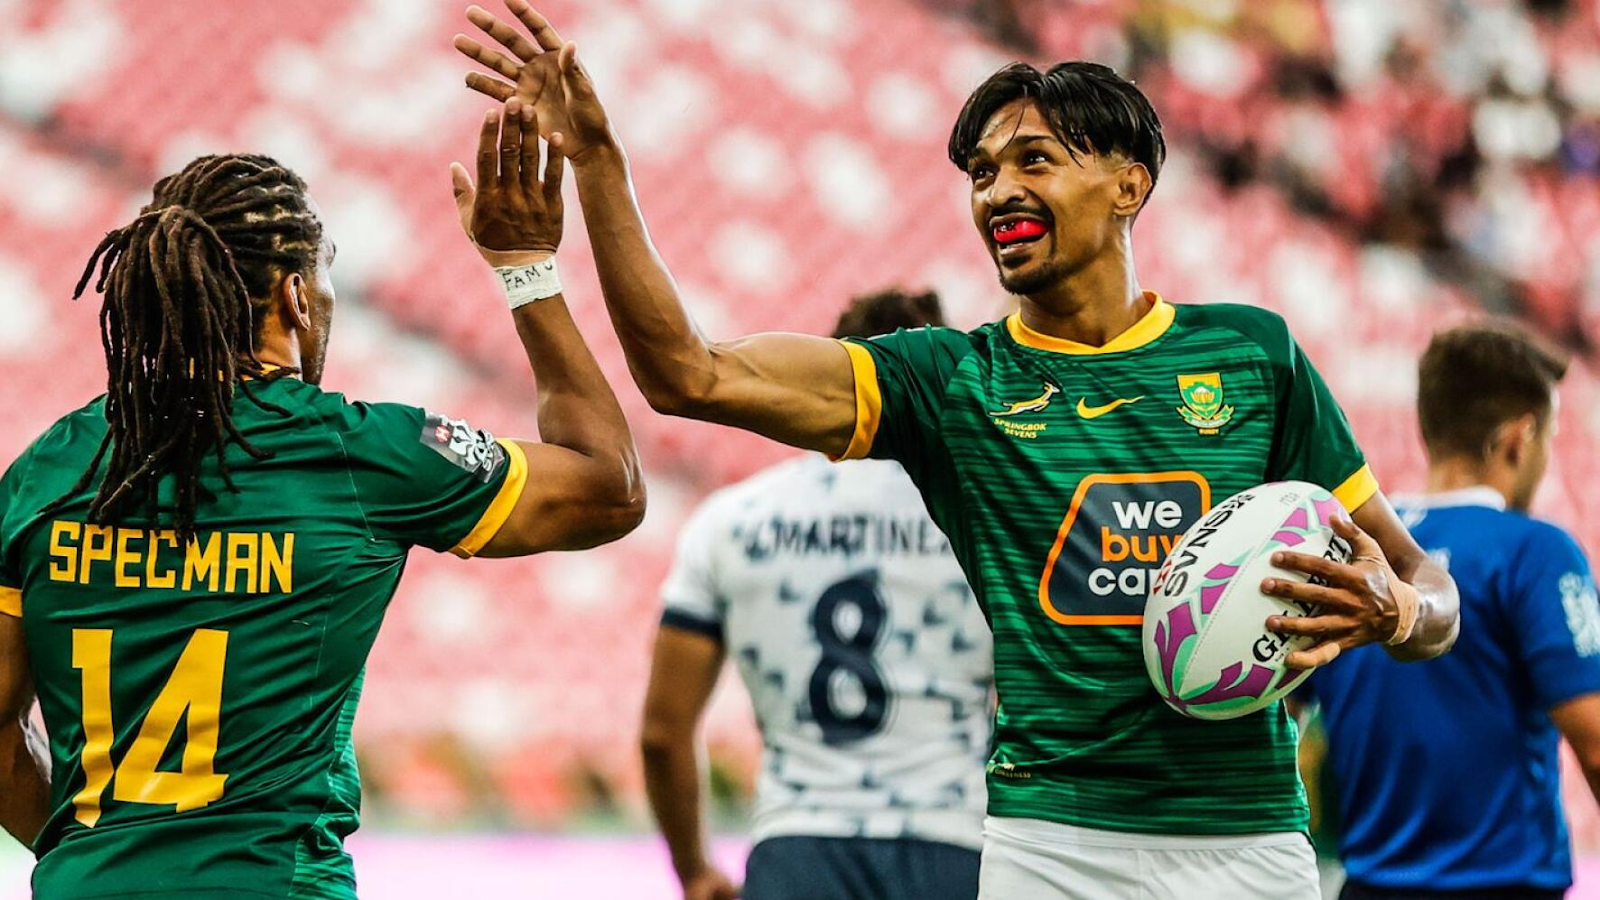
top-left (451, 98), bottom-right (565, 267)
top-left (1261, 513), bottom-right (1409, 669)
top-left (454, 0), bottom-right (612, 160)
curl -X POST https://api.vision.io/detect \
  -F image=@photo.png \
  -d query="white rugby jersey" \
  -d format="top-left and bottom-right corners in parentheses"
top-left (661, 456), bottom-right (992, 850)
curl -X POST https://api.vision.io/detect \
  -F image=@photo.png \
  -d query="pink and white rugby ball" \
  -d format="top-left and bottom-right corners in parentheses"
top-left (1142, 481), bottom-right (1351, 721)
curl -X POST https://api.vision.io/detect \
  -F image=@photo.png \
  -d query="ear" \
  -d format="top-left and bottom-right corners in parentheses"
top-left (1497, 413), bottom-right (1538, 466)
top-left (1112, 162), bottom-right (1153, 219)
top-left (276, 271), bottom-right (314, 333)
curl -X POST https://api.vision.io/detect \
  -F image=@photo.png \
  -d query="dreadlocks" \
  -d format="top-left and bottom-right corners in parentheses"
top-left (53, 154), bottom-right (324, 543)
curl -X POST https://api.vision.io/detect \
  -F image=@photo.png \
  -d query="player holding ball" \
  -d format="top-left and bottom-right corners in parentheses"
top-left (454, 3), bottom-right (1460, 896)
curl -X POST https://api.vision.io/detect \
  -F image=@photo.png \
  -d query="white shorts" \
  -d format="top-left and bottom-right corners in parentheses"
top-left (978, 816), bottom-right (1319, 900)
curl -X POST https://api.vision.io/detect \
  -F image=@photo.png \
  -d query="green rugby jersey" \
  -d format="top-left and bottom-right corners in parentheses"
top-left (0, 377), bottom-right (528, 898)
top-left (838, 294), bottom-right (1376, 835)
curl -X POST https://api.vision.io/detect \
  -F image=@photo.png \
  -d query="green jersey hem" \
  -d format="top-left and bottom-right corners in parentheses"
top-left (986, 779), bottom-right (1310, 836)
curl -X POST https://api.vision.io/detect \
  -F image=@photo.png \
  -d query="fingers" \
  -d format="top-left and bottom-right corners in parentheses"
top-left (475, 108), bottom-right (500, 190)
top-left (1259, 576), bottom-right (1360, 612)
top-left (454, 34), bottom-right (522, 79)
top-left (519, 104), bottom-right (542, 195)
top-left (1285, 640), bottom-right (1343, 670)
top-left (506, 0), bottom-right (566, 51)
top-left (450, 161), bottom-right (474, 200)
top-left (449, 162), bottom-right (475, 235)
top-left (464, 71), bottom-right (517, 102)
top-left (1270, 549), bottom-right (1359, 588)
top-left (499, 100), bottom-right (524, 192)
top-left (1265, 613), bottom-right (1360, 638)
top-left (467, 4), bottom-right (542, 61)
top-left (558, 41), bottom-right (591, 95)
top-left (542, 126), bottom-right (565, 209)
top-left (450, 161), bottom-right (473, 194)
top-left (1333, 513), bottom-right (1383, 558)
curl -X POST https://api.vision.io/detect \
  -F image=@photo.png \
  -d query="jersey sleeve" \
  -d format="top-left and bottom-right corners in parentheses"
top-left (836, 327), bottom-right (973, 482)
top-left (1259, 320), bottom-right (1376, 513)
top-left (0, 455), bottom-right (25, 618)
top-left (339, 402), bottom-right (528, 557)
top-left (1507, 525), bottom-right (1600, 710)
top-left (659, 497), bottom-right (727, 643)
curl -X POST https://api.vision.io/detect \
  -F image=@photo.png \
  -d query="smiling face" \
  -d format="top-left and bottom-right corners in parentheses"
top-left (965, 99), bottom-right (1143, 296)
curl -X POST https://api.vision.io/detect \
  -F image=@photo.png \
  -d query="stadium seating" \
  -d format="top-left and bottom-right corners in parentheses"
top-left (3, 0), bottom-right (1599, 836)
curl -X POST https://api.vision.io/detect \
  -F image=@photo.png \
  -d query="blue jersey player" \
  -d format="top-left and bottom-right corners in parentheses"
top-left (1305, 323), bottom-right (1600, 900)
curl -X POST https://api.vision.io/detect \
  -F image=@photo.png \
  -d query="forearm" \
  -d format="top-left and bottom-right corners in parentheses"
top-left (571, 144), bottom-right (719, 413)
top-left (641, 731), bottom-right (714, 884)
top-left (0, 714), bottom-right (47, 848)
top-left (511, 294), bottom-right (641, 493)
top-left (1387, 557), bottom-right (1459, 662)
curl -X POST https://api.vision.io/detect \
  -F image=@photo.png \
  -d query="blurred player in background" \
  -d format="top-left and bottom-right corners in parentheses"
top-left (640, 289), bottom-right (992, 900)
top-left (0, 100), bottom-right (643, 898)
top-left (1304, 324), bottom-right (1600, 900)
top-left (455, 2), bottom-right (1458, 896)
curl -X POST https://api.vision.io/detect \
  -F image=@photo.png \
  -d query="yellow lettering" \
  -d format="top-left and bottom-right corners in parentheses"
top-left (182, 534), bottom-right (221, 592)
top-left (114, 529), bottom-right (143, 589)
top-left (72, 629), bottom-right (115, 826)
top-left (1101, 526), bottom-right (1129, 562)
top-left (146, 531), bottom-right (178, 589)
top-left (260, 533), bottom-right (293, 594)
top-left (224, 534), bottom-right (258, 594)
top-left (79, 526), bottom-right (113, 585)
top-left (49, 521), bottom-right (81, 582)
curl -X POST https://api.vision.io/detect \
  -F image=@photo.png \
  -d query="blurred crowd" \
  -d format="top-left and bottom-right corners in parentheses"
top-left (938, 0), bottom-right (1600, 348)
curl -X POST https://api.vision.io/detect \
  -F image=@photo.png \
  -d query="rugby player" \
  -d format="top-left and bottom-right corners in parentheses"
top-left (641, 289), bottom-right (991, 900)
top-left (0, 99), bottom-right (643, 897)
top-left (1305, 324), bottom-right (1600, 900)
top-left (456, 4), bottom-right (1460, 895)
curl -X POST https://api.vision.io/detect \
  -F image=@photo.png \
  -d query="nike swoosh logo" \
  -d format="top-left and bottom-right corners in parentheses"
top-left (1076, 396), bottom-right (1144, 419)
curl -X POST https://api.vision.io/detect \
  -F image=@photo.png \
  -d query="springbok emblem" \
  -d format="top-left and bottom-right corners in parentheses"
top-left (992, 382), bottom-right (1060, 417)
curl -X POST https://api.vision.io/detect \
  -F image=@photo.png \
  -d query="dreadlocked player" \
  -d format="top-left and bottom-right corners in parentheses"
top-left (0, 100), bottom-right (643, 897)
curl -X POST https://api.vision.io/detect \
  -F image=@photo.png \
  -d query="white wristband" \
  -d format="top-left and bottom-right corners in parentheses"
top-left (496, 258), bottom-right (562, 308)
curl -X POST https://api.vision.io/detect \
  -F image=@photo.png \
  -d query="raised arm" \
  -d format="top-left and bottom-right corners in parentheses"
top-left (453, 1), bottom-right (859, 457)
top-left (452, 99), bottom-right (645, 556)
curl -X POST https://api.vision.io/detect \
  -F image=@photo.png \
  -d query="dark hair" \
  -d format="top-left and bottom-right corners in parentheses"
top-left (831, 288), bottom-right (946, 339)
top-left (1417, 322), bottom-right (1568, 460)
top-left (54, 154), bottom-right (323, 542)
top-left (948, 61), bottom-right (1166, 191)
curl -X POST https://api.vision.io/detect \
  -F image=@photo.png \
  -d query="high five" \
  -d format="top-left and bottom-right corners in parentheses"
top-left (457, 4), bottom-right (1459, 898)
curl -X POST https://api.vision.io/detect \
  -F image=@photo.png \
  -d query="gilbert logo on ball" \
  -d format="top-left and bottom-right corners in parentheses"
top-left (1142, 481), bottom-right (1351, 721)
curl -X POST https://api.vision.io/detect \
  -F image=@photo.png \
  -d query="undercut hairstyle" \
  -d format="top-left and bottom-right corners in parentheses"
top-left (52, 154), bottom-right (323, 542)
top-left (831, 288), bottom-right (946, 339)
top-left (1417, 322), bottom-right (1568, 461)
top-left (948, 61), bottom-right (1166, 191)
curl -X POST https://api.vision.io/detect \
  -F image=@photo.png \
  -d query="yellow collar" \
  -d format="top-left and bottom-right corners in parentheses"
top-left (1006, 292), bottom-right (1174, 355)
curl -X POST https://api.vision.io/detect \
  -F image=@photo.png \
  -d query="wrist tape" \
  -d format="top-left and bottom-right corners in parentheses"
top-left (1386, 578), bottom-right (1421, 646)
top-left (496, 258), bottom-right (562, 308)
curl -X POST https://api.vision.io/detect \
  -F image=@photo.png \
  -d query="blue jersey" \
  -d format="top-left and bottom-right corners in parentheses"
top-left (1304, 487), bottom-right (1600, 891)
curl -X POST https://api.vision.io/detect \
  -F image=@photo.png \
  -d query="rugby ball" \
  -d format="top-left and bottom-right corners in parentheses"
top-left (1142, 481), bottom-right (1351, 721)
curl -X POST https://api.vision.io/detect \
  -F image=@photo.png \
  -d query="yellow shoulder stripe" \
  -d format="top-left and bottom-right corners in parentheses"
top-left (831, 341), bottom-right (882, 462)
top-left (1333, 463), bottom-right (1379, 514)
top-left (450, 438), bottom-right (530, 559)
top-left (0, 585), bottom-right (19, 619)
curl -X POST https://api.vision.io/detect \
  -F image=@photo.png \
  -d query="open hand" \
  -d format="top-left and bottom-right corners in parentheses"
top-left (450, 98), bottom-right (565, 267)
top-left (454, 0), bottom-right (613, 160)
top-left (1260, 514), bottom-right (1406, 669)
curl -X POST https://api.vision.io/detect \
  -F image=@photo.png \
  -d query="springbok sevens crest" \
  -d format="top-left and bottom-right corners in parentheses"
top-left (1176, 373), bottom-right (1234, 434)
